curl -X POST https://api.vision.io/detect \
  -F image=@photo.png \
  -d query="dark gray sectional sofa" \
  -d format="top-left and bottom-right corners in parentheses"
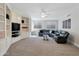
top-left (39, 30), bottom-right (69, 44)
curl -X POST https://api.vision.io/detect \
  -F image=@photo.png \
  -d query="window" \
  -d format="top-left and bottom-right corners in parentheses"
top-left (68, 19), bottom-right (71, 28)
top-left (62, 18), bottom-right (71, 29)
top-left (46, 25), bottom-right (55, 29)
top-left (34, 24), bottom-right (42, 29)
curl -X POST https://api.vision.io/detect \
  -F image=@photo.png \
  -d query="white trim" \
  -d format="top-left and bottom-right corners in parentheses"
top-left (70, 40), bottom-right (79, 48)
top-left (68, 39), bottom-right (79, 48)
top-left (73, 43), bottom-right (79, 48)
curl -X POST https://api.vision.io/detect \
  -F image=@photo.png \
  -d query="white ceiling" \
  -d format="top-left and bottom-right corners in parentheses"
top-left (7, 3), bottom-right (79, 19)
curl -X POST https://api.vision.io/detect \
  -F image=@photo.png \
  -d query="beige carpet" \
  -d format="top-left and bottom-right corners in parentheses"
top-left (4, 37), bottom-right (79, 56)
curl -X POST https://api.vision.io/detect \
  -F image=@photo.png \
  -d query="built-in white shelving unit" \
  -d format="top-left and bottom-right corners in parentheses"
top-left (0, 3), bottom-right (5, 39)
top-left (0, 3), bottom-right (11, 55)
top-left (0, 3), bottom-right (6, 55)
top-left (0, 3), bottom-right (30, 55)
top-left (21, 16), bottom-right (29, 38)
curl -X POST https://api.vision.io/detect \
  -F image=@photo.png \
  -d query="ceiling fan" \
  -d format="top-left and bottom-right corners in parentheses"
top-left (40, 9), bottom-right (47, 18)
top-left (40, 9), bottom-right (53, 18)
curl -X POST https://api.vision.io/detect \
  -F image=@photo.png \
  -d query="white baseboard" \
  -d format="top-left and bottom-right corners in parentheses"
top-left (70, 41), bottom-right (79, 48)
top-left (73, 43), bottom-right (79, 48)
top-left (68, 40), bottom-right (79, 48)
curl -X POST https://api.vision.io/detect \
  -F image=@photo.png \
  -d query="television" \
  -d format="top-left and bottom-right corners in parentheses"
top-left (12, 23), bottom-right (20, 31)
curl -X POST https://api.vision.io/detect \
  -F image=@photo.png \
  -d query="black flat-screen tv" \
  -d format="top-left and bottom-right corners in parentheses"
top-left (12, 23), bottom-right (20, 31)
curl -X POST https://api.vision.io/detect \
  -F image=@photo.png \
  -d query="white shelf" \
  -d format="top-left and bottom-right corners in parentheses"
top-left (0, 15), bottom-right (5, 22)
top-left (0, 30), bottom-right (5, 31)
top-left (0, 7), bottom-right (4, 11)
top-left (0, 21), bottom-right (5, 22)
top-left (0, 4), bottom-right (4, 9)
top-left (0, 14), bottom-right (5, 16)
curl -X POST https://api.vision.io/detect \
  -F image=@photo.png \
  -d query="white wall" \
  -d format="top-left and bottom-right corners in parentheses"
top-left (59, 6), bottom-right (79, 47)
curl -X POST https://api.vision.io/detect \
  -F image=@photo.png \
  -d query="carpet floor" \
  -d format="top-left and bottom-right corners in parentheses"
top-left (4, 37), bottom-right (79, 56)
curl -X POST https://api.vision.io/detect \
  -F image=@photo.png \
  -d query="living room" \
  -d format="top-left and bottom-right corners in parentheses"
top-left (30, 3), bottom-right (79, 45)
top-left (0, 3), bottom-right (79, 56)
